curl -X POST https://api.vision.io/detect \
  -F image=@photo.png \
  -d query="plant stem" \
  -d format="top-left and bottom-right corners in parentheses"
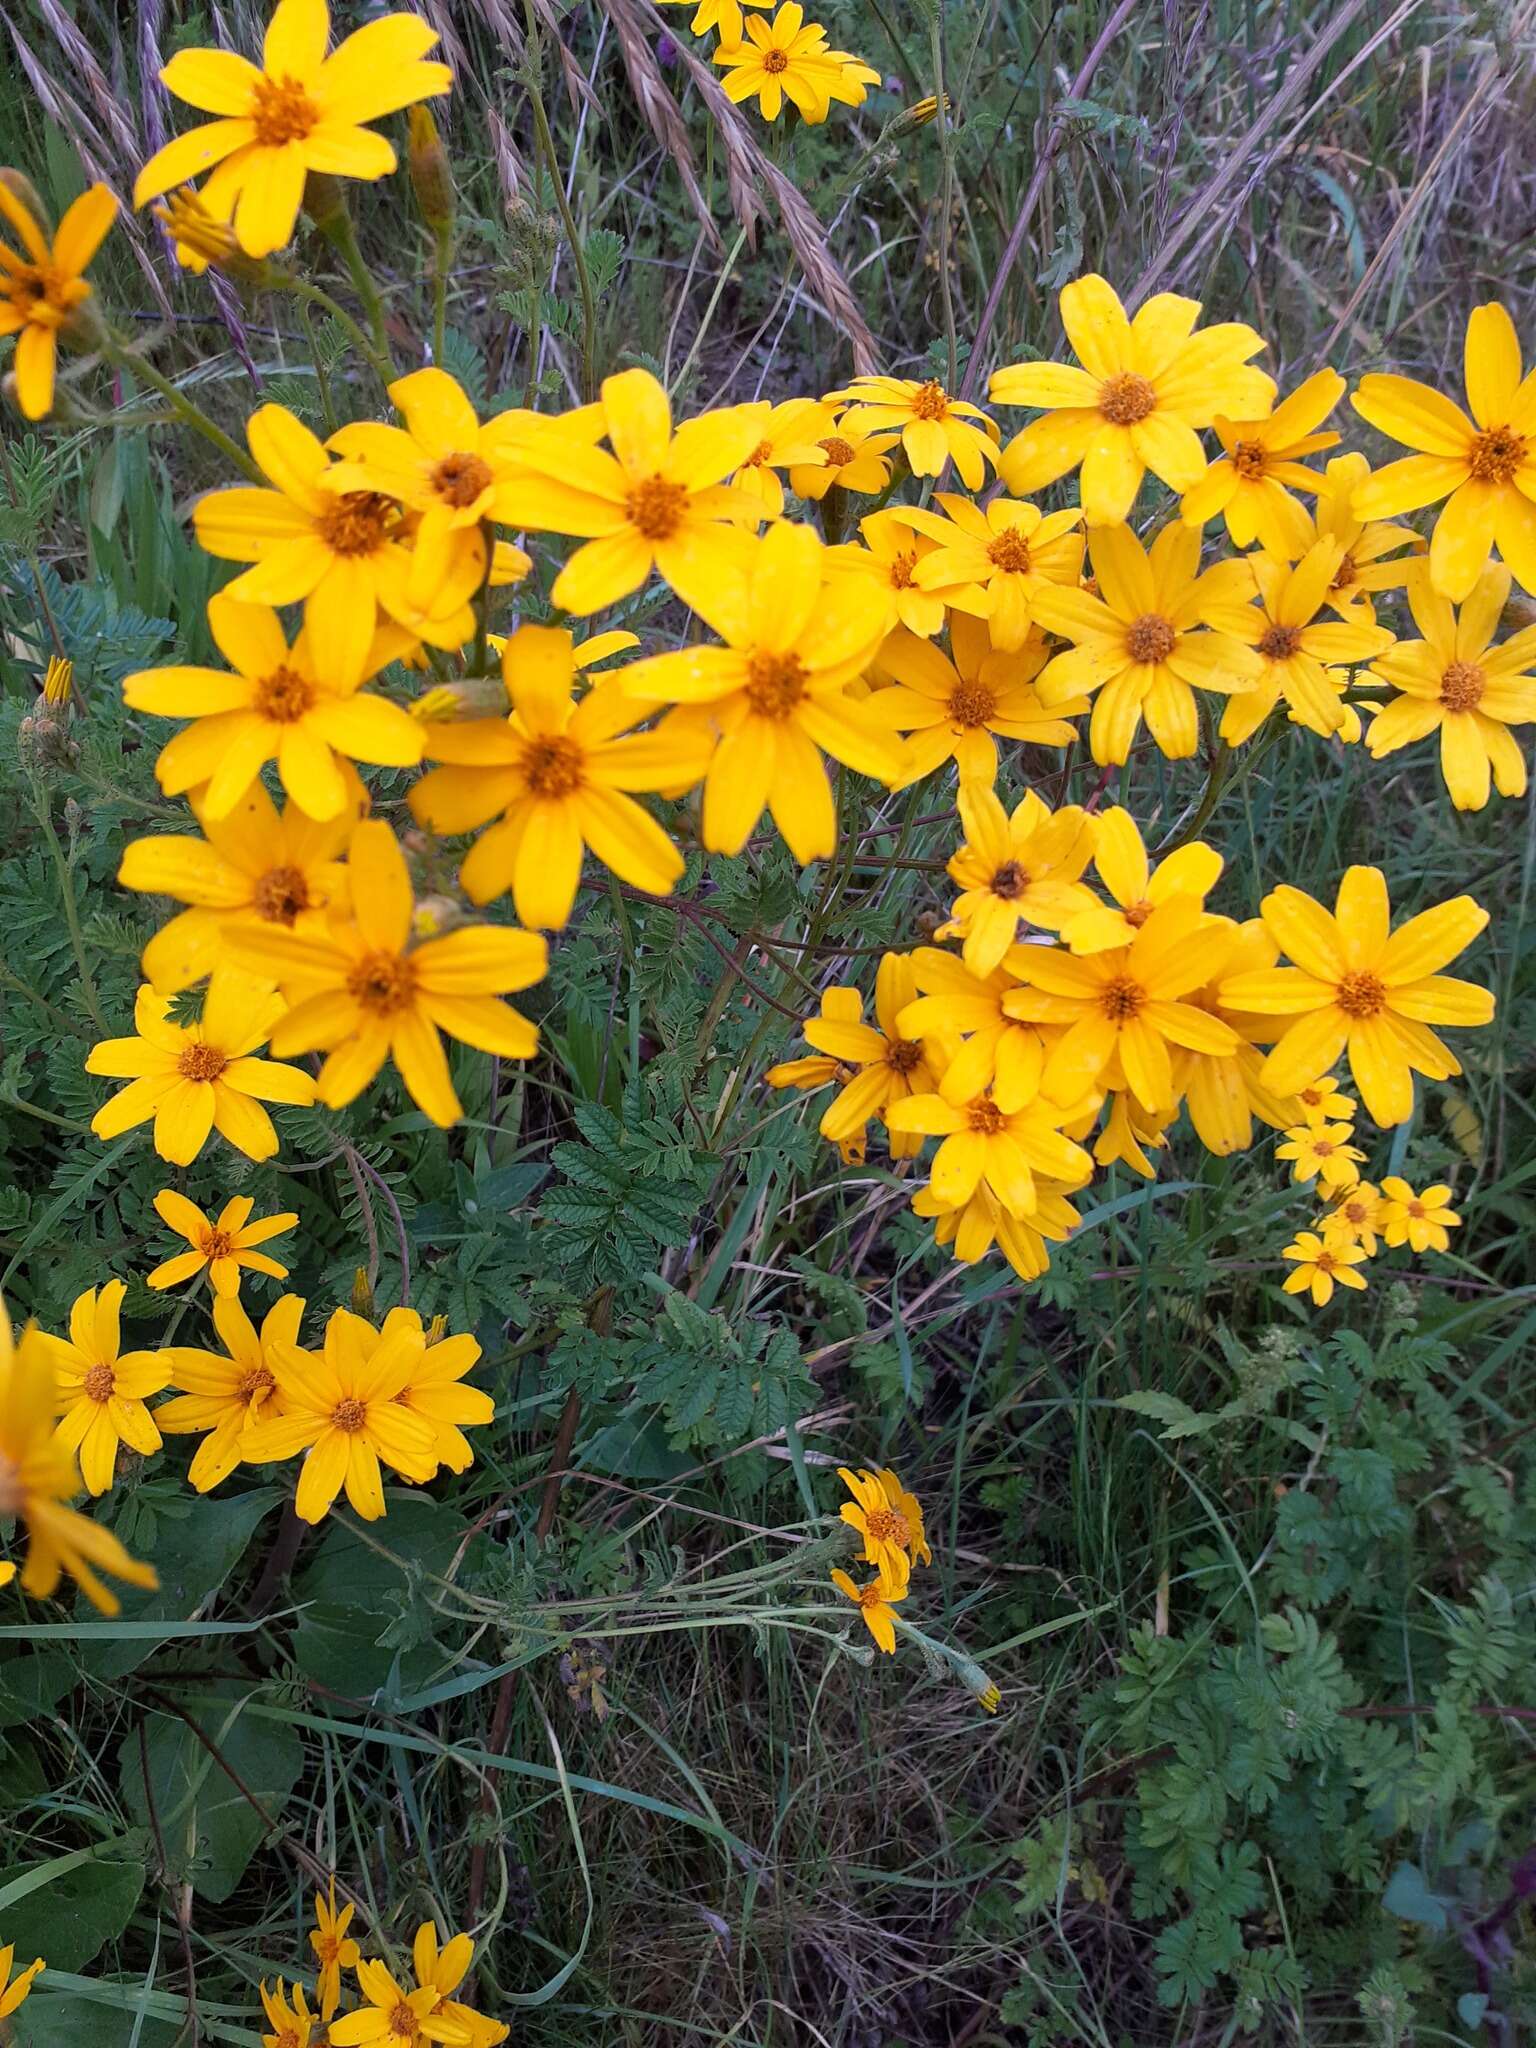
top-left (322, 210), bottom-right (393, 367)
top-left (432, 222), bottom-right (452, 367)
top-left (28, 775), bottom-right (106, 1035)
top-left (522, 0), bottom-right (598, 401)
top-left (103, 334), bottom-right (262, 483)
top-left (276, 272), bottom-right (395, 390)
top-left (928, 7), bottom-right (959, 392)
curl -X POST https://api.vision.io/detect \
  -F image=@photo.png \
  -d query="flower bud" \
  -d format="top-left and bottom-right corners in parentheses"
top-left (304, 171), bottom-right (350, 237)
top-left (350, 1265), bottom-right (374, 1318)
top-left (888, 92), bottom-right (950, 138)
top-left (152, 187), bottom-right (266, 282)
top-left (0, 168), bottom-right (49, 231)
top-left (42, 655), bottom-right (73, 708)
top-left (408, 105), bottom-right (455, 232)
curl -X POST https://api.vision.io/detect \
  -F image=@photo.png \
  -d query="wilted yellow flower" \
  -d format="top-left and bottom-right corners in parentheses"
top-left (1322, 1180), bottom-right (1384, 1255)
top-left (830, 1566), bottom-right (905, 1653)
top-left (0, 178), bottom-right (114, 419)
top-left (133, 0), bottom-right (452, 259)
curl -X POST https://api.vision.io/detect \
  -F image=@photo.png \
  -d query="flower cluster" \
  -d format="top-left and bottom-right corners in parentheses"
top-left (662, 0), bottom-right (878, 123)
top-left (831, 1465), bottom-right (932, 1655)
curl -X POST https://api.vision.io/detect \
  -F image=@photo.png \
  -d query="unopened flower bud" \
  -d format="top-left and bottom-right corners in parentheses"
top-left (304, 171), bottom-right (350, 237)
top-left (888, 92), bottom-right (949, 138)
top-left (425, 1313), bottom-right (449, 1346)
top-left (351, 1266), bottom-right (374, 1318)
top-left (42, 655), bottom-right (73, 708)
top-left (408, 105), bottom-right (455, 232)
top-left (411, 894), bottom-right (461, 941)
top-left (0, 168), bottom-right (49, 230)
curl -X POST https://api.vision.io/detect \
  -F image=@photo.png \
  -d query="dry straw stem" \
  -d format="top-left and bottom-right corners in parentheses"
top-left (605, 0), bottom-right (725, 255)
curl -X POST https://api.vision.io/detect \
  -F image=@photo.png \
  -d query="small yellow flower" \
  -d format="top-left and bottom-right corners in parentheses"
top-left (228, 821), bottom-right (547, 1129)
top-left (1378, 1177), bottom-right (1460, 1253)
top-left (866, 615), bottom-right (1083, 788)
top-left (1219, 865), bottom-right (1494, 1126)
top-left (829, 1566), bottom-right (906, 1654)
top-left (0, 1942), bottom-right (44, 2018)
top-left (837, 1465), bottom-right (932, 1586)
top-left (1282, 1230), bottom-right (1369, 1306)
top-left (885, 1085), bottom-right (1093, 1218)
top-left (776, 957), bottom-right (950, 1160)
top-left (829, 374), bottom-right (999, 489)
top-left (0, 177), bottom-right (115, 419)
top-left (86, 970), bottom-right (318, 1165)
top-left (147, 1190), bottom-right (297, 1298)
top-left (37, 1281), bottom-right (172, 1497)
top-left (1365, 560), bottom-right (1536, 810)
top-left (787, 419), bottom-right (898, 500)
top-left (1061, 807), bottom-right (1223, 955)
top-left (309, 1879), bottom-right (361, 2018)
top-left (1294, 1076), bottom-right (1356, 1124)
top-left (1179, 368), bottom-right (1345, 556)
top-left (904, 492), bottom-right (1085, 651)
top-left (387, 1309), bottom-right (493, 1477)
top-left (1275, 1121), bottom-right (1365, 1191)
top-left (895, 948), bottom-right (1056, 1112)
top-left (330, 1937), bottom-right (475, 2045)
top-left (989, 274), bottom-right (1273, 523)
top-left (730, 397), bottom-right (840, 515)
top-left (260, 1976), bottom-right (317, 2048)
top-left (408, 1922), bottom-right (506, 2048)
top-left (1322, 1179), bottom-right (1384, 1255)
top-left (939, 785), bottom-right (1098, 976)
top-left (158, 1293), bottom-right (301, 1493)
top-left (1351, 302), bottom-right (1536, 600)
top-left (0, 1296), bottom-right (157, 1613)
top-left (1303, 452), bottom-right (1424, 620)
top-left (915, 1176), bottom-right (1084, 1282)
top-left (828, 507), bottom-right (952, 638)
top-left (713, 5), bottom-right (849, 123)
top-left (133, 0), bottom-right (452, 259)
top-left (241, 1306), bottom-right (440, 1524)
top-left (410, 623), bottom-right (710, 930)
top-left (41, 654), bottom-right (73, 706)
top-left (1211, 540), bottom-right (1393, 746)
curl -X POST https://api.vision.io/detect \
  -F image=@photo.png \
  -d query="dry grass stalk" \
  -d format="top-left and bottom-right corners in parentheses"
top-left (604, 0), bottom-right (723, 255)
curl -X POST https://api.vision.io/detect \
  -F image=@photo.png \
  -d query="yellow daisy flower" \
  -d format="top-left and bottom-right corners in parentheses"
top-left (1379, 1176), bottom-right (1460, 1252)
top-left (310, 1879), bottom-right (361, 2017)
top-left (787, 419), bottom-right (898, 500)
top-left (865, 614), bottom-right (1083, 786)
top-left (495, 368), bottom-right (769, 614)
top-left (730, 397), bottom-right (839, 515)
top-left (884, 1085), bottom-right (1093, 1216)
top-left (0, 179), bottom-right (115, 419)
top-left (989, 274), bottom-right (1274, 523)
top-left (713, 6), bottom-right (846, 122)
top-left (0, 1944), bottom-right (44, 2020)
top-left (1351, 303), bottom-right (1536, 599)
top-left (659, 0), bottom-right (764, 41)
top-left (86, 971), bottom-right (318, 1165)
top-left (1208, 538), bottom-right (1393, 746)
top-left (1178, 368), bottom-right (1345, 556)
top-left (1030, 522), bottom-right (1265, 765)
top-left (1302, 452), bottom-right (1425, 620)
top-left (407, 1922), bottom-right (504, 2048)
top-left (37, 1281), bottom-right (171, 1497)
top-left (119, 777), bottom-right (363, 995)
top-left (1365, 560), bottom-right (1536, 809)
top-left (329, 1951), bottom-right (471, 2044)
top-left (327, 367), bottom-right (554, 558)
top-left (828, 374), bottom-right (999, 490)
top-left (828, 507), bottom-right (953, 637)
top-left (158, 1293), bottom-right (301, 1493)
top-left (260, 1978), bottom-right (316, 2048)
top-left (829, 1566), bottom-right (905, 1654)
top-left (193, 406), bottom-right (489, 688)
top-left (619, 520), bottom-right (902, 861)
top-left (132, 0), bottom-right (451, 259)
top-left (410, 623), bottom-right (708, 930)
top-left (124, 591), bottom-right (422, 821)
top-left (1275, 1120), bottom-right (1366, 1191)
top-left (0, 1296), bottom-right (157, 1613)
top-left (389, 1312), bottom-right (493, 1478)
top-left (227, 820), bottom-right (547, 1128)
top-left (1168, 918), bottom-right (1296, 1156)
top-left (1294, 1077), bottom-right (1356, 1124)
top-left (1282, 1230), bottom-right (1369, 1306)
top-left (241, 1306), bottom-right (439, 1523)
top-left (147, 1189), bottom-right (297, 1298)
top-left (904, 493), bottom-right (1085, 651)
top-left (837, 1465), bottom-right (931, 1587)
top-left (921, 1174), bottom-right (1083, 1281)
top-left (895, 946), bottom-right (1057, 1111)
top-left (1322, 1180), bottom-right (1384, 1255)
top-left (939, 784), bottom-right (1098, 976)
top-left (1061, 806), bottom-right (1223, 955)
top-left (786, 954), bottom-right (950, 1159)
top-left (1006, 897), bottom-right (1241, 1116)
top-left (1219, 865), bottom-right (1494, 1125)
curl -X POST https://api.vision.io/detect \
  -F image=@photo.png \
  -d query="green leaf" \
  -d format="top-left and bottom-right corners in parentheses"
top-left (0, 1840), bottom-right (146, 1971)
top-left (292, 1494), bottom-right (470, 1699)
top-left (79, 1489), bottom-right (280, 1681)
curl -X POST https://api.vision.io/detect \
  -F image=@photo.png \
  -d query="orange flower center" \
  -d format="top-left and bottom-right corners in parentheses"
top-left (4, 265), bottom-right (84, 327)
top-left (238, 1364), bottom-right (276, 1402)
top-left (910, 379), bottom-right (949, 421)
top-left (744, 650), bottom-right (808, 720)
top-left (884, 1038), bottom-right (923, 1075)
top-left (988, 858), bottom-right (1028, 900)
top-left (1468, 424), bottom-right (1525, 485)
top-left (967, 1098), bottom-right (1005, 1134)
top-left (743, 438), bottom-right (775, 468)
top-left (1332, 552), bottom-right (1358, 591)
top-left (1097, 371), bottom-right (1156, 425)
top-left (819, 435), bottom-right (856, 466)
top-left (1314, 1140), bottom-right (1335, 1157)
top-left (887, 548), bottom-right (918, 589)
top-left (762, 46), bottom-right (790, 73)
top-left (347, 950), bottom-right (417, 1016)
top-left (1439, 659), bottom-right (1485, 711)
top-left (864, 1504), bottom-right (911, 1545)
top-left (1336, 970), bottom-right (1386, 1018)
top-left (333, 1397), bottom-right (368, 1434)
top-left (1230, 439), bottom-right (1269, 480)
top-left (626, 474), bottom-right (688, 541)
top-left (317, 491), bottom-right (395, 558)
top-left (1314, 1250), bottom-right (1341, 1276)
top-left (1125, 613), bottom-right (1176, 664)
top-left (1407, 1199), bottom-right (1427, 1218)
top-left (428, 451), bottom-right (493, 508)
top-left (986, 527), bottom-right (1033, 574)
top-left (251, 73), bottom-right (319, 146)
top-left (1258, 622), bottom-right (1303, 660)
top-left (520, 734), bottom-right (585, 797)
top-left (1123, 899), bottom-right (1154, 928)
top-left (254, 666), bottom-right (316, 723)
top-left (1100, 975), bottom-right (1145, 1021)
top-left (200, 1227), bottom-right (236, 1260)
top-left (316, 1934), bottom-right (341, 1963)
top-left (178, 1041), bottom-right (228, 1083)
top-left (253, 863), bottom-right (312, 922)
top-left (854, 1581), bottom-right (886, 1610)
top-left (1342, 1198), bottom-right (1369, 1223)
top-left (948, 681), bottom-right (997, 727)
top-left (83, 1362), bottom-right (115, 1404)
